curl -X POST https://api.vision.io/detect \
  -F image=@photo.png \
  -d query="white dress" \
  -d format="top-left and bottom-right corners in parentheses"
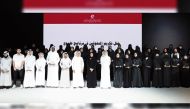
top-left (46, 51), bottom-right (60, 87)
top-left (35, 58), bottom-right (46, 86)
top-left (71, 56), bottom-right (84, 87)
top-left (100, 56), bottom-right (111, 88)
top-left (59, 57), bottom-right (71, 88)
top-left (0, 57), bottom-right (12, 86)
top-left (23, 55), bottom-right (36, 87)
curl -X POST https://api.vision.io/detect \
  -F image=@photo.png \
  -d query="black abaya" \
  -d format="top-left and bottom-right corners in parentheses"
top-left (113, 58), bottom-right (123, 88)
top-left (86, 57), bottom-right (97, 88)
top-left (123, 58), bottom-right (132, 88)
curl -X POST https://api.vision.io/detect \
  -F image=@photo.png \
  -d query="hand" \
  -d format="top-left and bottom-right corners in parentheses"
top-left (90, 68), bottom-right (94, 72)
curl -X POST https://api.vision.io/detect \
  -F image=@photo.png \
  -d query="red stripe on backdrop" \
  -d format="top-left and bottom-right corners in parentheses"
top-left (24, 0), bottom-right (176, 8)
top-left (44, 13), bottom-right (142, 24)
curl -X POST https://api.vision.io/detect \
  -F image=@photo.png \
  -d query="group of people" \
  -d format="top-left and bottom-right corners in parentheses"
top-left (0, 43), bottom-right (190, 89)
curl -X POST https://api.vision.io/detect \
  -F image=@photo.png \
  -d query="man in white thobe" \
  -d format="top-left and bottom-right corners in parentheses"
top-left (35, 52), bottom-right (46, 87)
top-left (23, 49), bottom-right (36, 88)
top-left (0, 51), bottom-right (12, 88)
top-left (100, 50), bottom-right (111, 88)
top-left (59, 52), bottom-right (72, 88)
top-left (71, 51), bottom-right (84, 88)
top-left (46, 46), bottom-right (60, 87)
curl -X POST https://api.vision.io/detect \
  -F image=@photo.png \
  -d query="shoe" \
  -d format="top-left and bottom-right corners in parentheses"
top-left (20, 85), bottom-right (23, 88)
top-left (12, 85), bottom-right (16, 88)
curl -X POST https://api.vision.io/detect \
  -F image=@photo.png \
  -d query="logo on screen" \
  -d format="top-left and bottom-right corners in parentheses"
top-left (83, 14), bottom-right (102, 23)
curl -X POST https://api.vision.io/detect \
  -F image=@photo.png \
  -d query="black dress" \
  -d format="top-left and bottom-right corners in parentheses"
top-left (153, 56), bottom-right (163, 87)
top-left (171, 56), bottom-right (180, 87)
top-left (96, 49), bottom-right (102, 81)
top-left (142, 57), bottom-right (152, 87)
top-left (132, 58), bottom-right (142, 87)
top-left (162, 54), bottom-right (171, 87)
top-left (113, 58), bottom-right (123, 88)
top-left (180, 59), bottom-right (190, 87)
top-left (123, 57), bottom-right (132, 88)
top-left (108, 49), bottom-right (115, 81)
top-left (86, 57), bottom-right (97, 88)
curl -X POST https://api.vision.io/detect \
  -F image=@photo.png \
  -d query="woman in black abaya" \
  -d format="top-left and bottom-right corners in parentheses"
top-left (113, 53), bottom-right (123, 88)
top-left (86, 52), bottom-right (97, 88)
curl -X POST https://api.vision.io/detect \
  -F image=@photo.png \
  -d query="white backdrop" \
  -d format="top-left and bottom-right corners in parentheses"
top-left (44, 24), bottom-right (142, 51)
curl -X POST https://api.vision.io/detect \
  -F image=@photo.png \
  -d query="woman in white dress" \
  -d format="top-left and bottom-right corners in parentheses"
top-left (0, 51), bottom-right (12, 88)
top-left (71, 51), bottom-right (84, 88)
top-left (100, 50), bottom-right (111, 88)
top-left (46, 46), bottom-right (60, 87)
top-left (35, 52), bottom-right (46, 87)
top-left (59, 52), bottom-right (71, 88)
top-left (23, 49), bottom-right (36, 88)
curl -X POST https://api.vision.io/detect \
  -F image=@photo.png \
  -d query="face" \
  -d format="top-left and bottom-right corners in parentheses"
top-left (27, 51), bottom-right (30, 55)
top-left (184, 56), bottom-right (188, 59)
top-left (118, 49), bottom-right (121, 53)
top-left (63, 53), bottom-right (68, 58)
top-left (164, 49), bottom-right (167, 52)
top-left (39, 53), bottom-right (44, 58)
top-left (174, 49), bottom-right (178, 52)
top-left (90, 53), bottom-right (93, 57)
top-left (76, 52), bottom-right (80, 57)
top-left (116, 53), bottom-right (120, 58)
top-left (147, 49), bottom-right (151, 52)
top-left (17, 49), bottom-right (21, 54)
top-left (108, 46), bottom-right (112, 50)
top-left (32, 44), bottom-right (36, 48)
top-left (51, 47), bottom-right (55, 52)
top-left (80, 48), bottom-right (83, 52)
top-left (3, 53), bottom-right (8, 57)
top-left (125, 54), bottom-right (129, 58)
top-left (103, 51), bottom-right (107, 56)
top-left (29, 50), bottom-right (33, 55)
top-left (134, 53), bottom-right (137, 57)
top-left (179, 46), bottom-right (182, 49)
top-left (36, 48), bottom-right (39, 52)
top-left (101, 46), bottom-right (104, 50)
top-left (71, 47), bottom-right (74, 51)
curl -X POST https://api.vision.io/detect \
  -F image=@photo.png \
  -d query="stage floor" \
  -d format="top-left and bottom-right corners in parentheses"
top-left (0, 87), bottom-right (190, 103)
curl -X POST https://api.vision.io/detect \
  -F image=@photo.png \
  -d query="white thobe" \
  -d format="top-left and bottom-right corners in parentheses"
top-left (71, 57), bottom-right (84, 87)
top-left (46, 51), bottom-right (60, 87)
top-left (35, 58), bottom-right (46, 86)
top-left (59, 58), bottom-right (71, 88)
top-left (100, 56), bottom-right (111, 88)
top-left (23, 55), bottom-right (36, 87)
top-left (0, 57), bottom-right (12, 86)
